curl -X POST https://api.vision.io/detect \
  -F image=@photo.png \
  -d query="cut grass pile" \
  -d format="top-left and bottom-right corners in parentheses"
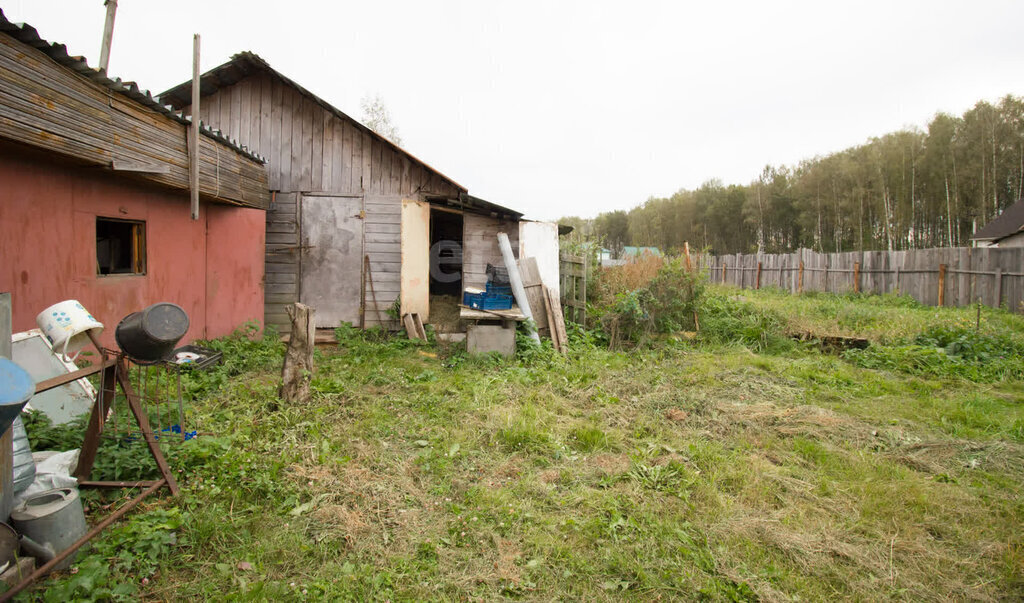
top-left (20, 291), bottom-right (1024, 601)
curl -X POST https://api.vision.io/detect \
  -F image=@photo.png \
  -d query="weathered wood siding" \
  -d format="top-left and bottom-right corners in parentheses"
top-left (463, 214), bottom-right (520, 289)
top-left (264, 192), bottom-right (300, 329)
top-left (0, 32), bottom-right (268, 208)
top-left (185, 73), bottom-right (462, 198)
top-left (363, 195), bottom-right (403, 329)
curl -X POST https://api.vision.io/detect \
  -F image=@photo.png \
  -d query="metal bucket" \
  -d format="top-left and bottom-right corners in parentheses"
top-left (114, 303), bottom-right (190, 365)
top-left (10, 416), bottom-right (34, 494)
top-left (0, 359), bottom-right (35, 522)
top-left (10, 487), bottom-right (88, 571)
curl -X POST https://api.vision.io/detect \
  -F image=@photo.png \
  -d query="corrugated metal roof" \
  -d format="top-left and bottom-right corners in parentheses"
top-left (972, 197), bottom-right (1024, 242)
top-left (158, 51), bottom-right (469, 193)
top-left (0, 9), bottom-right (266, 164)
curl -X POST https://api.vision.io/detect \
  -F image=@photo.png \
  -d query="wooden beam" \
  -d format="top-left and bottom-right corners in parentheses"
top-left (938, 263), bottom-right (947, 306)
top-left (111, 158), bottom-right (170, 174)
top-left (189, 33), bottom-right (201, 220)
top-left (98, 0), bottom-right (118, 72)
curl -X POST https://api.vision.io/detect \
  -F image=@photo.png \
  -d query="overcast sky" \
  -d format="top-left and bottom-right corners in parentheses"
top-left (7, 1), bottom-right (1024, 220)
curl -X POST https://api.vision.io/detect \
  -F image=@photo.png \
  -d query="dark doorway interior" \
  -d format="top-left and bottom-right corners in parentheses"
top-left (429, 209), bottom-right (463, 296)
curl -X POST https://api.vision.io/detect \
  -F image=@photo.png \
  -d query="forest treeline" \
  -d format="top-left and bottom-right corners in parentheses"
top-left (560, 95), bottom-right (1024, 255)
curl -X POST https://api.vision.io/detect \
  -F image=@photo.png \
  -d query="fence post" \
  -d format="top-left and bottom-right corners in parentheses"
top-left (994, 268), bottom-right (1003, 309)
top-left (755, 261), bottom-right (762, 289)
top-left (853, 262), bottom-right (860, 293)
top-left (938, 263), bottom-right (947, 306)
top-left (894, 266), bottom-right (900, 293)
top-left (722, 264), bottom-right (727, 284)
top-left (798, 261), bottom-right (804, 293)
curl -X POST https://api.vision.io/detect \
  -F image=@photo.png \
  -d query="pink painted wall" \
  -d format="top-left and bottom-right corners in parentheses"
top-left (0, 146), bottom-right (265, 349)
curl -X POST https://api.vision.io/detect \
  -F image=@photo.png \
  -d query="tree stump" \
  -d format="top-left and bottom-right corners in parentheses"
top-left (280, 303), bottom-right (315, 404)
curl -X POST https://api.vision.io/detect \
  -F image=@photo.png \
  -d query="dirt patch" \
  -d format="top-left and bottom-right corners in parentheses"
top-left (590, 453), bottom-right (631, 475)
top-left (539, 469), bottom-right (561, 484)
top-left (494, 537), bottom-right (522, 583)
top-left (710, 401), bottom-right (875, 446)
top-left (665, 408), bottom-right (689, 422)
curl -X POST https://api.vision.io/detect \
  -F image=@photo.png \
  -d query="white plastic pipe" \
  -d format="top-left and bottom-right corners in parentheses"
top-left (497, 233), bottom-right (540, 343)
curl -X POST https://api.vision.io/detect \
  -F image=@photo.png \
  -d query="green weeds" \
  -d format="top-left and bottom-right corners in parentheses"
top-left (20, 290), bottom-right (1024, 601)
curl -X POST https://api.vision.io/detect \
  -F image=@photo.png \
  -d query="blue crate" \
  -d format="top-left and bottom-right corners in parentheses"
top-left (485, 282), bottom-right (513, 296)
top-left (463, 291), bottom-right (513, 310)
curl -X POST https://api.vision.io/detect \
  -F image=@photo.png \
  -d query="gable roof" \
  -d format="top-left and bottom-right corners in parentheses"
top-left (158, 51), bottom-right (465, 194)
top-left (972, 197), bottom-right (1024, 242)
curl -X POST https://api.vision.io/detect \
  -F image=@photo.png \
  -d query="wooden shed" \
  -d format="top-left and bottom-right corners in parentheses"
top-left (0, 11), bottom-right (271, 347)
top-left (159, 53), bottom-right (524, 332)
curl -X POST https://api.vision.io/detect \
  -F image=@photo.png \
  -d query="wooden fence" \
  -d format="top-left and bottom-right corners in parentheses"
top-left (699, 247), bottom-right (1024, 312)
top-left (559, 253), bottom-right (587, 325)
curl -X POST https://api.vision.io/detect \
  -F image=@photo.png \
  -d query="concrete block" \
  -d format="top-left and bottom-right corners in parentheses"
top-left (467, 325), bottom-right (515, 356)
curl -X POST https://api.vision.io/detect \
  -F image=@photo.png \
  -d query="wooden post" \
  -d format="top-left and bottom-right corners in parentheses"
top-left (994, 268), bottom-right (1003, 309)
top-left (683, 242), bottom-right (692, 271)
top-left (798, 261), bottom-right (804, 293)
top-left (938, 263), bottom-right (947, 307)
top-left (755, 261), bottom-right (762, 289)
top-left (280, 303), bottom-right (315, 404)
top-left (894, 266), bottom-right (900, 293)
top-left (581, 253), bottom-right (587, 328)
top-left (189, 34), bottom-right (201, 221)
top-left (98, 0), bottom-right (118, 72)
top-left (722, 264), bottom-right (727, 284)
top-left (359, 255), bottom-right (368, 329)
top-left (853, 262), bottom-right (860, 293)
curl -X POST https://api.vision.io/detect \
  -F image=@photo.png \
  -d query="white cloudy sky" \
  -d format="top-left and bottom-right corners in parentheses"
top-left (7, 1), bottom-right (1024, 220)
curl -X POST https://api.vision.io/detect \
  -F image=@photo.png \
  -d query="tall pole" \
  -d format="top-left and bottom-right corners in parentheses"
top-left (98, 0), bottom-right (118, 72)
top-left (190, 34), bottom-right (201, 220)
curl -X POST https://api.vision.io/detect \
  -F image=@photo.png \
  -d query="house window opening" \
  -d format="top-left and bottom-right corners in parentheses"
top-left (96, 217), bottom-right (146, 275)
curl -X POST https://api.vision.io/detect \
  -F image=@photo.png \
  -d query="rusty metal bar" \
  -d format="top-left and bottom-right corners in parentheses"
top-left (0, 478), bottom-right (167, 602)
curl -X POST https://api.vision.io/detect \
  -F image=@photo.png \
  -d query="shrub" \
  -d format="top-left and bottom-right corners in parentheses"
top-left (599, 258), bottom-right (703, 347)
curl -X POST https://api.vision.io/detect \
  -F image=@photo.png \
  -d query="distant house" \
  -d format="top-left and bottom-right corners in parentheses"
top-left (621, 246), bottom-right (663, 258)
top-left (158, 53), bottom-right (536, 331)
top-left (0, 11), bottom-right (270, 347)
top-left (972, 198), bottom-right (1024, 248)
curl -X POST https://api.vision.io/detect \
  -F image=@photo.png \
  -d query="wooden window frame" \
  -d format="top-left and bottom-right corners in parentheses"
top-left (96, 217), bottom-right (147, 276)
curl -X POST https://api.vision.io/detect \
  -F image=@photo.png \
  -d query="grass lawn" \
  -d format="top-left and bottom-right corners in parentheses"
top-left (21, 287), bottom-right (1024, 601)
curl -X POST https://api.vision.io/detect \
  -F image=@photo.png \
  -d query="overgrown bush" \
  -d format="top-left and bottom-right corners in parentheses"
top-left (598, 258), bottom-right (703, 347)
top-left (595, 254), bottom-right (665, 307)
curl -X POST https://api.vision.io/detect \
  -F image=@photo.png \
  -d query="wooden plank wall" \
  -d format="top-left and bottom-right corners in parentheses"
top-left (463, 214), bottom-right (520, 289)
top-left (0, 33), bottom-right (269, 208)
top-left (264, 192), bottom-right (300, 330)
top-left (700, 247), bottom-right (1024, 312)
top-left (363, 195), bottom-right (402, 329)
top-left (187, 73), bottom-right (463, 199)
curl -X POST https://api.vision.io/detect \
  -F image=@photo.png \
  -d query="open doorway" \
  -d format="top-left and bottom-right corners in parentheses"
top-left (429, 208), bottom-right (464, 333)
top-left (430, 208), bottom-right (463, 295)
